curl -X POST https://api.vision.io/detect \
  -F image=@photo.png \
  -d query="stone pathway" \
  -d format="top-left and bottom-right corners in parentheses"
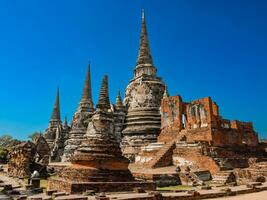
top-left (0, 172), bottom-right (23, 189)
top-left (0, 193), bottom-right (11, 200)
top-left (208, 190), bottom-right (267, 200)
top-left (1, 166), bottom-right (267, 200)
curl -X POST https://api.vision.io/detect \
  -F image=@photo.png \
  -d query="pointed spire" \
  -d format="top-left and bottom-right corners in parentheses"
top-left (51, 88), bottom-right (61, 121)
top-left (163, 85), bottom-right (169, 98)
top-left (97, 75), bottom-right (110, 110)
top-left (78, 62), bottom-right (94, 112)
top-left (63, 115), bottom-right (68, 127)
top-left (82, 62), bottom-right (92, 101)
top-left (115, 90), bottom-right (124, 110)
top-left (136, 9), bottom-right (153, 66)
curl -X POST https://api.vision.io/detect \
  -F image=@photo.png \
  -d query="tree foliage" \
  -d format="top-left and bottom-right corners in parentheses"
top-left (0, 134), bottom-right (20, 148)
top-left (28, 132), bottom-right (43, 141)
top-left (0, 134), bottom-right (20, 163)
top-left (0, 147), bottom-right (9, 164)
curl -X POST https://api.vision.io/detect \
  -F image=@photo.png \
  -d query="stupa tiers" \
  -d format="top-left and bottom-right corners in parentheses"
top-left (44, 89), bottom-right (70, 162)
top-left (48, 76), bottom-right (155, 194)
top-left (62, 64), bottom-right (94, 161)
top-left (122, 10), bottom-right (165, 160)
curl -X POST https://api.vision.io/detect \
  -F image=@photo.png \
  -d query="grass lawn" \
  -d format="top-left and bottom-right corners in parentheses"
top-left (157, 185), bottom-right (195, 191)
top-left (40, 179), bottom-right (47, 189)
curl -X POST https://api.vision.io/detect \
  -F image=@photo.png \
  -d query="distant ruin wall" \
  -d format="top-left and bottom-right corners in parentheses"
top-left (160, 95), bottom-right (259, 147)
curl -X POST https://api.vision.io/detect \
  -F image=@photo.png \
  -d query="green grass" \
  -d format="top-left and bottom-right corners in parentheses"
top-left (157, 185), bottom-right (195, 191)
top-left (40, 179), bottom-right (47, 188)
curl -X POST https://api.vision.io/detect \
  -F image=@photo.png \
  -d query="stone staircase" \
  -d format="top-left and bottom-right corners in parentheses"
top-left (250, 161), bottom-right (267, 176)
top-left (212, 158), bottom-right (232, 171)
top-left (179, 171), bottom-right (204, 186)
top-left (146, 141), bottom-right (176, 169)
top-left (211, 171), bottom-right (236, 185)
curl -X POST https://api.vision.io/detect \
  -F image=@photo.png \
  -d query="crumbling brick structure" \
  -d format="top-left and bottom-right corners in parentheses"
top-left (7, 137), bottom-right (50, 178)
top-left (160, 96), bottom-right (259, 147)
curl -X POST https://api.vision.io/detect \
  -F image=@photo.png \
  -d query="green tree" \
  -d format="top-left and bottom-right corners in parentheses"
top-left (0, 147), bottom-right (9, 164)
top-left (0, 134), bottom-right (20, 163)
top-left (28, 132), bottom-right (43, 141)
top-left (0, 135), bottom-right (19, 148)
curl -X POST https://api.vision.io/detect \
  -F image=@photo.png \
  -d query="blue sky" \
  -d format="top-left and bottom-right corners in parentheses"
top-left (0, 0), bottom-right (266, 140)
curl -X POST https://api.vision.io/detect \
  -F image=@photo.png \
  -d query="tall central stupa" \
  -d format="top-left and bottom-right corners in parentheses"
top-left (122, 11), bottom-right (165, 161)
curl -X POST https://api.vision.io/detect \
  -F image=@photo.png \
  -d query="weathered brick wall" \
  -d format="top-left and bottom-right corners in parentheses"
top-left (231, 120), bottom-right (258, 146)
top-left (186, 97), bottom-right (211, 129)
top-left (161, 96), bottom-right (183, 131)
top-left (158, 130), bottom-right (180, 143)
top-left (159, 95), bottom-right (259, 148)
top-left (212, 129), bottom-right (241, 147)
top-left (173, 144), bottom-right (220, 174)
top-left (184, 128), bottom-right (213, 144)
top-left (7, 142), bottom-right (36, 178)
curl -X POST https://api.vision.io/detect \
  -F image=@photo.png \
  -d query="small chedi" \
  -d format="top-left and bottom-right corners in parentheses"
top-left (122, 11), bottom-right (165, 161)
top-left (48, 76), bottom-right (155, 193)
top-left (62, 65), bottom-right (94, 162)
top-left (44, 89), bottom-right (70, 162)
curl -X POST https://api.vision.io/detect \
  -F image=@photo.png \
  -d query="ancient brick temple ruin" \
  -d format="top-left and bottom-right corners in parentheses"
top-left (40, 10), bottom-right (267, 192)
top-left (130, 94), bottom-right (266, 186)
top-left (160, 96), bottom-right (259, 147)
top-left (44, 89), bottom-right (70, 162)
top-left (48, 76), bottom-right (155, 193)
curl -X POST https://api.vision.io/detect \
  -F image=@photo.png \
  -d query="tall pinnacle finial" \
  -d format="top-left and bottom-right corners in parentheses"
top-left (51, 88), bottom-right (61, 121)
top-left (142, 9), bottom-right (145, 21)
top-left (97, 75), bottom-right (110, 110)
top-left (136, 9), bottom-right (153, 66)
top-left (82, 62), bottom-right (93, 101)
top-left (115, 90), bottom-right (123, 109)
top-left (63, 115), bottom-right (68, 127)
top-left (78, 62), bottom-right (94, 112)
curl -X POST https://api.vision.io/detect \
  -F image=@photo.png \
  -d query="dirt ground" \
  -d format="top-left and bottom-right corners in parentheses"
top-left (209, 190), bottom-right (267, 200)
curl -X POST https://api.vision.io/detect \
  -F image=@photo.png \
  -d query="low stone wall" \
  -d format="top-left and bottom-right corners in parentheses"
top-left (48, 178), bottom-right (156, 194)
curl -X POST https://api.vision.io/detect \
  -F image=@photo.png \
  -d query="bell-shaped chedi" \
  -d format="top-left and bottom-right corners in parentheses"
top-left (71, 75), bottom-right (129, 171)
top-left (48, 75), bottom-right (155, 194)
top-left (122, 10), bottom-right (165, 161)
top-left (44, 88), bottom-right (71, 162)
top-left (62, 63), bottom-right (94, 162)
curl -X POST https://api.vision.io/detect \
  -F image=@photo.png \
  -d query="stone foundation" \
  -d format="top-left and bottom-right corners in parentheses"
top-left (48, 178), bottom-right (155, 194)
